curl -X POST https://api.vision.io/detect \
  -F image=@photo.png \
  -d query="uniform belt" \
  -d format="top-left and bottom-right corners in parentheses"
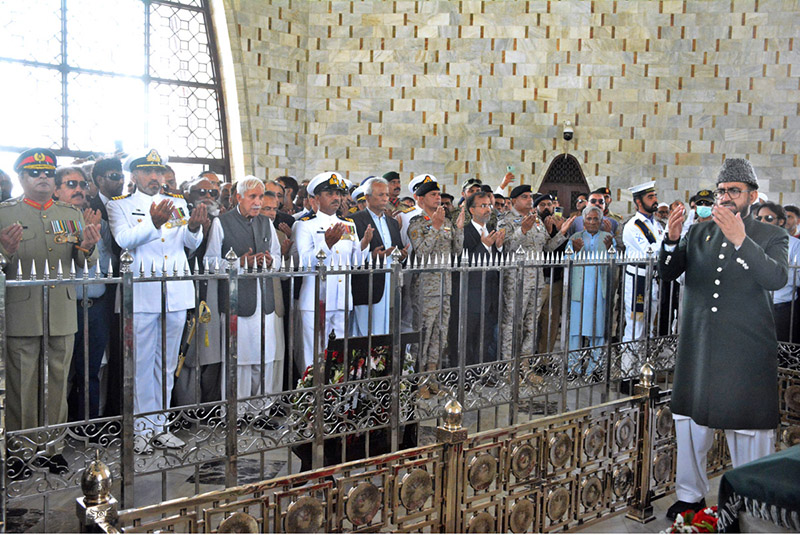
top-left (625, 266), bottom-right (649, 276)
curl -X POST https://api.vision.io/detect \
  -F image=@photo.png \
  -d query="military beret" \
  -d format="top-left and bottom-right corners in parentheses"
top-left (125, 149), bottom-right (168, 172)
top-left (15, 148), bottom-right (57, 173)
top-left (440, 192), bottom-right (454, 201)
top-left (533, 193), bottom-right (555, 207)
top-left (494, 193), bottom-right (505, 200)
top-left (382, 171), bottom-right (400, 182)
top-left (717, 158), bottom-right (758, 189)
top-left (308, 171), bottom-right (347, 196)
top-left (509, 184), bottom-right (532, 199)
top-left (592, 186), bottom-right (611, 196)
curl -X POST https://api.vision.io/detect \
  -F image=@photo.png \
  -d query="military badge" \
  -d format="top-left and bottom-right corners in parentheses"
top-left (52, 219), bottom-right (82, 244)
top-left (164, 206), bottom-right (188, 229)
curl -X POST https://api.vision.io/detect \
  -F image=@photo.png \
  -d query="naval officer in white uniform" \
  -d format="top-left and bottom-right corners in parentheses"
top-left (621, 181), bottom-right (664, 375)
top-left (294, 172), bottom-right (372, 369)
top-left (107, 149), bottom-right (208, 454)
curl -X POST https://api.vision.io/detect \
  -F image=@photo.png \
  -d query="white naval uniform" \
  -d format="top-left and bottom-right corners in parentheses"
top-left (107, 190), bottom-right (203, 434)
top-left (204, 217), bottom-right (284, 400)
top-left (621, 212), bottom-right (664, 360)
top-left (295, 211), bottom-right (368, 368)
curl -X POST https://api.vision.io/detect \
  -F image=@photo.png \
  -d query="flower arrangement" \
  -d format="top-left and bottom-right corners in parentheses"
top-left (663, 506), bottom-right (719, 533)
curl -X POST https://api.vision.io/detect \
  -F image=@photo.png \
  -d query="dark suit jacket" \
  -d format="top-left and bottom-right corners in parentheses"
top-left (91, 194), bottom-right (121, 274)
top-left (462, 223), bottom-right (500, 315)
top-left (659, 215), bottom-right (788, 429)
top-left (351, 209), bottom-right (403, 306)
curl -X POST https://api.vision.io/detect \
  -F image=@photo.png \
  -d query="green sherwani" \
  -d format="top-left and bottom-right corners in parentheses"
top-left (0, 197), bottom-right (97, 432)
top-left (658, 215), bottom-right (787, 429)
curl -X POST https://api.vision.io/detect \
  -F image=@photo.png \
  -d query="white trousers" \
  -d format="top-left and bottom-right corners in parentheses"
top-left (674, 416), bottom-right (775, 502)
top-left (301, 309), bottom-right (345, 369)
top-left (134, 310), bottom-right (185, 435)
top-left (622, 272), bottom-right (657, 372)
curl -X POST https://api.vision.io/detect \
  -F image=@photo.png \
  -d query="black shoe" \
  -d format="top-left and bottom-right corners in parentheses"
top-left (666, 498), bottom-right (706, 521)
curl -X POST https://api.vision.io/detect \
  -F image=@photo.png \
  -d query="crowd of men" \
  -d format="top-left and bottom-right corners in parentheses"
top-left (1, 148), bottom-right (798, 476)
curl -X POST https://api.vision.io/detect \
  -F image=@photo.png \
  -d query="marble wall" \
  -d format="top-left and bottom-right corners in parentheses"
top-left (224, 0), bottom-right (800, 212)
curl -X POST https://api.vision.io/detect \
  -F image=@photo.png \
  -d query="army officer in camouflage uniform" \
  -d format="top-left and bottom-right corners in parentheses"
top-left (659, 159), bottom-right (788, 520)
top-left (0, 148), bottom-right (99, 475)
top-left (407, 175), bottom-right (464, 398)
top-left (497, 185), bottom-right (574, 358)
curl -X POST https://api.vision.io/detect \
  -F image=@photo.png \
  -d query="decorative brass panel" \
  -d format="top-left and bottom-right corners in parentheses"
top-left (785, 385), bottom-right (800, 413)
top-left (582, 426), bottom-right (605, 459)
top-left (468, 453), bottom-right (498, 491)
top-left (545, 486), bottom-right (571, 522)
top-left (399, 469), bottom-right (433, 511)
top-left (286, 496), bottom-right (324, 533)
top-left (653, 453), bottom-right (672, 484)
top-left (510, 443), bottom-right (537, 480)
top-left (508, 499), bottom-right (535, 533)
top-left (548, 432), bottom-right (573, 469)
top-left (782, 426), bottom-right (800, 447)
top-left (467, 512), bottom-right (496, 533)
top-left (345, 482), bottom-right (381, 526)
top-left (614, 416), bottom-right (635, 450)
top-left (580, 475), bottom-right (603, 509)
top-left (612, 466), bottom-right (633, 498)
top-left (655, 406), bottom-right (673, 437)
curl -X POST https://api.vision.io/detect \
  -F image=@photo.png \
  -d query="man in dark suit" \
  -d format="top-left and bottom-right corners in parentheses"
top-left (462, 191), bottom-right (505, 365)
top-left (659, 158), bottom-right (788, 520)
top-left (89, 158), bottom-right (125, 416)
top-left (350, 177), bottom-right (407, 336)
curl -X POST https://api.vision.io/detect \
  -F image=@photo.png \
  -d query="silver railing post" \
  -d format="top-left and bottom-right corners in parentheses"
top-left (224, 248), bottom-right (239, 488)
top-left (509, 247), bottom-right (525, 424)
top-left (76, 452), bottom-right (119, 533)
top-left (456, 253), bottom-right (469, 404)
top-left (389, 247), bottom-right (403, 453)
top-left (560, 243), bottom-right (574, 408)
top-left (627, 362), bottom-right (658, 523)
top-left (0, 252), bottom-right (7, 532)
top-left (312, 249), bottom-right (327, 470)
top-left (604, 245), bottom-right (617, 396)
top-left (119, 250), bottom-right (135, 508)
top-left (643, 246), bottom-right (657, 371)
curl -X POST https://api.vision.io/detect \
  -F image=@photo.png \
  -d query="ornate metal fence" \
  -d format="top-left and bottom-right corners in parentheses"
top-left (1, 249), bottom-right (799, 532)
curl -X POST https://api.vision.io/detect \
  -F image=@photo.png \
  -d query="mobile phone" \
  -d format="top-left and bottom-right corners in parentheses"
top-left (506, 165), bottom-right (514, 173)
top-left (554, 207), bottom-right (563, 218)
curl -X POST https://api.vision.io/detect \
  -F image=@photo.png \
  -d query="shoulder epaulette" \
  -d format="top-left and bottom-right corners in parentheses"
top-left (111, 194), bottom-right (131, 201)
top-left (165, 192), bottom-right (184, 199)
top-left (299, 213), bottom-right (316, 221)
top-left (399, 205), bottom-right (416, 213)
top-left (54, 200), bottom-right (79, 210)
top-left (341, 216), bottom-right (354, 222)
top-left (0, 198), bottom-right (20, 206)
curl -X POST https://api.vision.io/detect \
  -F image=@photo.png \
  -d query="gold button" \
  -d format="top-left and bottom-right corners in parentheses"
top-left (50, 285), bottom-right (55, 289)
top-left (165, 255), bottom-right (168, 259)
top-left (50, 265), bottom-right (55, 270)
top-left (48, 248), bottom-right (52, 251)
top-left (45, 230), bottom-right (50, 234)
top-left (161, 238), bottom-right (165, 242)
top-left (42, 214), bottom-right (47, 218)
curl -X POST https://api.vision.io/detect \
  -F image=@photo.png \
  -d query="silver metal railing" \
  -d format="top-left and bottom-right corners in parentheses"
top-left (1, 246), bottom-right (799, 532)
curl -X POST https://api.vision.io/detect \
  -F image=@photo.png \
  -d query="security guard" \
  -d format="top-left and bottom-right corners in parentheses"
top-left (407, 175), bottom-right (465, 397)
top-left (107, 149), bottom-right (208, 454)
top-left (0, 148), bottom-right (99, 475)
top-left (295, 172), bottom-right (371, 368)
top-left (496, 185), bottom-right (572, 358)
top-left (621, 181), bottom-right (664, 378)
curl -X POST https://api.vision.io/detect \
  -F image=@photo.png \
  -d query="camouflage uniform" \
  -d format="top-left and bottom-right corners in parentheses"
top-left (408, 212), bottom-right (463, 370)
top-left (497, 208), bottom-right (566, 357)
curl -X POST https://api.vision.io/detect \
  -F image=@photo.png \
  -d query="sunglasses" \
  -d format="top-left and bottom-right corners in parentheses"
top-left (755, 215), bottom-right (775, 222)
top-left (589, 198), bottom-right (605, 205)
top-left (695, 200), bottom-right (713, 206)
top-left (65, 180), bottom-right (89, 190)
top-left (27, 169), bottom-right (55, 178)
top-left (103, 172), bottom-right (124, 181)
top-left (195, 188), bottom-right (219, 198)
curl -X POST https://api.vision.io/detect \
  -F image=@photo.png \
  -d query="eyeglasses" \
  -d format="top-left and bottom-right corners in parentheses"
top-left (755, 214), bottom-right (775, 223)
top-left (194, 188), bottom-right (220, 198)
top-left (103, 172), bottom-right (124, 181)
top-left (475, 203), bottom-right (493, 209)
top-left (26, 169), bottom-right (55, 178)
top-left (589, 198), bottom-right (605, 205)
top-left (714, 187), bottom-right (750, 199)
top-left (65, 180), bottom-right (89, 190)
